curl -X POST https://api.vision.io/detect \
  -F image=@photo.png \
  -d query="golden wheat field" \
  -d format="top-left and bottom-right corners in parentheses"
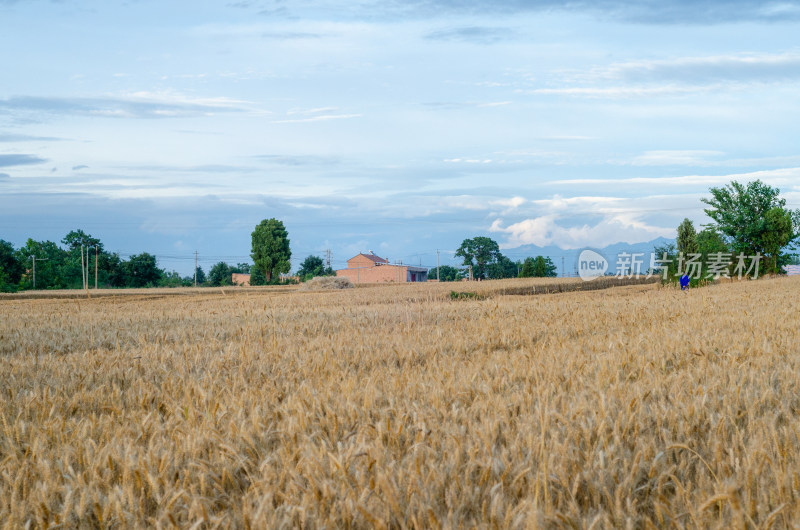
top-left (1, 276), bottom-right (800, 528)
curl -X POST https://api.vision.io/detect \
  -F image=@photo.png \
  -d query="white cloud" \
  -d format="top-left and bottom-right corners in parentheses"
top-left (630, 150), bottom-right (725, 166)
top-left (598, 52), bottom-right (800, 83)
top-left (490, 213), bottom-right (674, 249)
top-left (287, 106), bottom-right (340, 115)
top-left (443, 158), bottom-right (493, 163)
top-left (122, 91), bottom-right (253, 109)
top-left (555, 166), bottom-right (800, 187)
top-left (476, 101), bottom-right (512, 107)
top-left (273, 113), bottom-right (362, 124)
top-left (490, 196), bottom-right (526, 209)
top-left (522, 84), bottom-right (721, 98)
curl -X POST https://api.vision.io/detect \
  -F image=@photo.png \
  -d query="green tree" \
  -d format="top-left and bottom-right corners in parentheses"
top-left (533, 256), bottom-right (558, 277)
top-left (58, 230), bottom-right (108, 289)
top-left (232, 263), bottom-right (251, 274)
top-left (519, 256), bottom-right (557, 277)
top-left (429, 264), bottom-right (463, 282)
top-left (697, 228), bottom-right (729, 256)
top-left (124, 253), bottom-right (162, 287)
top-left (194, 266), bottom-right (206, 285)
top-left (250, 266), bottom-right (266, 286)
top-left (702, 180), bottom-right (800, 274)
top-left (519, 257), bottom-right (536, 278)
top-left (208, 262), bottom-right (233, 286)
top-left (455, 236), bottom-right (500, 279)
top-left (159, 271), bottom-right (184, 288)
top-left (0, 240), bottom-right (24, 291)
top-left (695, 227), bottom-right (730, 279)
top-left (652, 242), bottom-right (678, 283)
top-left (487, 254), bottom-right (518, 279)
top-left (251, 219), bottom-right (291, 282)
top-left (676, 218), bottom-right (699, 255)
top-left (297, 255), bottom-right (325, 280)
top-left (16, 239), bottom-right (64, 289)
top-left (762, 207), bottom-right (796, 273)
top-left (62, 229), bottom-right (102, 251)
top-left (105, 253), bottom-right (127, 287)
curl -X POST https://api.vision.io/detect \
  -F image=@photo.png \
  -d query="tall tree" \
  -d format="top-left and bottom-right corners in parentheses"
top-left (702, 180), bottom-right (800, 274)
top-left (61, 229), bottom-right (102, 251)
top-left (455, 236), bottom-right (500, 279)
top-left (16, 239), bottom-right (64, 289)
top-left (652, 242), bottom-right (678, 282)
top-left (105, 253), bottom-right (127, 287)
top-left (251, 219), bottom-right (291, 282)
top-left (676, 218), bottom-right (699, 255)
top-left (696, 228), bottom-right (729, 256)
top-left (194, 266), bottom-right (207, 285)
top-left (762, 207), bottom-right (796, 273)
top-left (533, 256), bottom-right (558, 277)
top-left (208, 262), bottom-right (233, 286)
top-left (519, 257), bottom-right (536, 278)
top-left (297, 255), bottom-right (325, 280)
top-left (59, 230), bottom-right (104, 289)
top-left (487, 254), bottom-right (518, 279)
top-left (124, 253), bottom-right (162, 287)
top-left (249, 265), bottom-right (266, 286)
top-left (0, 240), bottom-right (24, 292)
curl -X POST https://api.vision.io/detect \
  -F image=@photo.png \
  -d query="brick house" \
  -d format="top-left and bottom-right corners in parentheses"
top-left (336, 252), bottom-right (428, 284)
top-left (231, 273), bottom-right (250, 286)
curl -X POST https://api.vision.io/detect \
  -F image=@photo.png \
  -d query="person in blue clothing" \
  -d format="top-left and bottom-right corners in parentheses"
top-left (680, 273), bottom-right (690, 291)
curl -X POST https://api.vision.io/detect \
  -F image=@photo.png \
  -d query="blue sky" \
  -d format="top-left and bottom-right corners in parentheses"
top-left (2, 0), bottom-right (800, 274)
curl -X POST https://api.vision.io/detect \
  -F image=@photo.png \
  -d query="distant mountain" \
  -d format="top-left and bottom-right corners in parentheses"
top-left (501, 237), bottom-right (675, 277)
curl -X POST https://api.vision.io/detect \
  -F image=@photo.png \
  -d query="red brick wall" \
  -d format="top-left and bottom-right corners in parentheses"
top-left (231, 273), bottom-right (251, 286)
top-left (347, 254), bottom-right (387, 269)
top-left (336, 265), bottom-right (408, 283)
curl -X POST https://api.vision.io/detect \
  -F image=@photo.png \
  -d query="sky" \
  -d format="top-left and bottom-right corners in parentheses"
top-left (1, 0), bottom-right (800, 274)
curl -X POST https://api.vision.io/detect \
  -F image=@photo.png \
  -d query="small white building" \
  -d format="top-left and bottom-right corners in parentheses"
top-left (783, 265), bottom-right (800, 276)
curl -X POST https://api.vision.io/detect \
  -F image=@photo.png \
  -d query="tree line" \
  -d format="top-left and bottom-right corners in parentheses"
top-left (0, 218), bottom-right (296, 292)
top-left (0, 230), bottom-right (166, 292)
top-left (2, 181), bottom-right (797, 291)
top-left (433, 236), bottom-right (557, 281)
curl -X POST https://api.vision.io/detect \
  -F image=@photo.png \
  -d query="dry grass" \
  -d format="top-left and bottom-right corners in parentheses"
top-left (300, 276), bottom-right (354, 291)
top-left (1, 276), bottom-right (799, 528)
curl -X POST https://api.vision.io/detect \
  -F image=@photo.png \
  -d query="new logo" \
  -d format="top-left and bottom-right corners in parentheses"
top-left (577, 249), bottom-right (608, 281)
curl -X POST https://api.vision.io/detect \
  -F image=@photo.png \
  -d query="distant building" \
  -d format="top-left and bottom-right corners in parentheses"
top-left (231, 273), bottom-right (251, 286)
top-left (783, 265), bottom-right (800, 276)
top-left (336, 251), bottom-right (428, 283)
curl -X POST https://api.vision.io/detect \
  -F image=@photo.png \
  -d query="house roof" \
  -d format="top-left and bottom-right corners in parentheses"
top-left (350, 253), bottom-right (388, 264)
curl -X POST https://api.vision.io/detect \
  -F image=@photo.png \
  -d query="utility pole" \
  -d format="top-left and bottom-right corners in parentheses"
top-left (95, 245), bottom-right (98, 289)
top-left (436, 249), bottom-right (440, 281)
top-left (30, 255), bottom-right (49, 290)
top-left (194, 251), bottom-right (198, 287)
top-left (562, 256), bottom-right (565, 278)
top-left (80, 245), bottom-right (86, 290)
top-left (325, 249), bottom-right (331, 271)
